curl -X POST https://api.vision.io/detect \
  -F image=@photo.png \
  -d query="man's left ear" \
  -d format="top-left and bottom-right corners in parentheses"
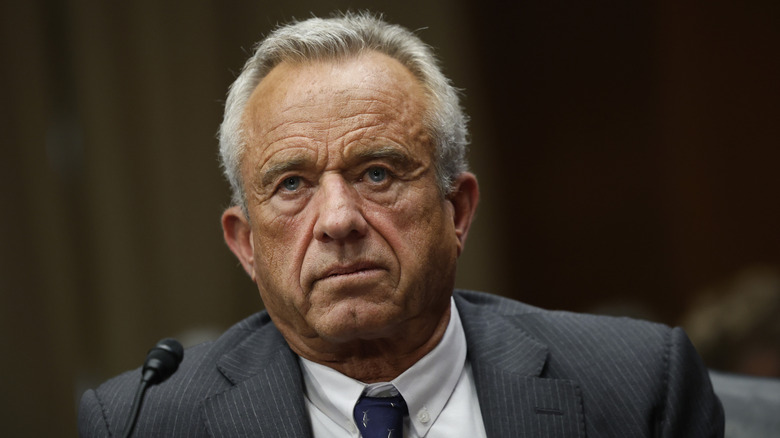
top-left (447, 172), bottom-right (479, 256)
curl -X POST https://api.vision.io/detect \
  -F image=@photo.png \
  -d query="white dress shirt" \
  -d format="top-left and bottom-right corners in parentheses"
top-left (299, 298), bottom-right (487, 437)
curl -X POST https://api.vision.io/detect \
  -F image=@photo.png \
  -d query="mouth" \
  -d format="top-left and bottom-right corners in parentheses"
top-left (315, 262), bottom-right (384, 285)
top-left (322, 262), bottom-right (381, 279)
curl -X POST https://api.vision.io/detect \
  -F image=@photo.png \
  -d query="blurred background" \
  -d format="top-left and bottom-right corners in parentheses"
top-left (1, 0), bottom-right (779, 435)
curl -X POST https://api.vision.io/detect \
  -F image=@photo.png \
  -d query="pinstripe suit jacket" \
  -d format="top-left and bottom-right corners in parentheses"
top-left (79, 290), bottom-right (724, 437)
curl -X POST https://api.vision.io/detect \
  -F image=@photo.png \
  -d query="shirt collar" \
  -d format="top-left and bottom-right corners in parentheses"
top-left (299, 297), bottom-right (468, 436)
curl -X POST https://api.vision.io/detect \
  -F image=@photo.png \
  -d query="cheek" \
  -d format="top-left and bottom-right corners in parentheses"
top-left (376, 188), bottom-right (455, 269)
top-left (412, 206), bottom-right (455, 265)
top-left (382, 196), bottom-right (457, 313)
top-left (251, 211), bottom-right (311, 291)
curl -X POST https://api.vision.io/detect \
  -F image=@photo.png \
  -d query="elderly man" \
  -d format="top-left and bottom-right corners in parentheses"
top-left (79, 12), bottom-right (723, 437)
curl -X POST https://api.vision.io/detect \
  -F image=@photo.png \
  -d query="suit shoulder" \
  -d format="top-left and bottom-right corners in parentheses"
top-left (455, 288), bottom-right (669, 336)
top-left (79, 310), bottom-right (274, 437)
top-left (455, 289), bottom-right (673, 369)
top-left (94, 309), bottom-right (273, 391)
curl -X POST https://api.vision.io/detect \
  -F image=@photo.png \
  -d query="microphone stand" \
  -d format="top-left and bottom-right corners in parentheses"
top-left (122, 368), bottom-right (157, 438)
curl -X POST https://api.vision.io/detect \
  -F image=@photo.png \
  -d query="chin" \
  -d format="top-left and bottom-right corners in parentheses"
top-left (311, 300), bottom-right (404, 343)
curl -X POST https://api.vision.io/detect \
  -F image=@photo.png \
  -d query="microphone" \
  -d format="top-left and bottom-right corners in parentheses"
top-left (122, 338), bottom-right (184, 438)
top-left (141, 338), bottom-right (184, 385)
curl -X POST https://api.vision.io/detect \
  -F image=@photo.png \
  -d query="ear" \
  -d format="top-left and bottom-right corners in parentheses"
top-left (221, 206), bottom-right (256, 281)
top-left (447, 172), bottom-right (480, 256)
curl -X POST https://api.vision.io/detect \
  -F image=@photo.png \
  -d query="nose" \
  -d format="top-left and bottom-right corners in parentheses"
top-left (312, 174), bottom-right (369, 242)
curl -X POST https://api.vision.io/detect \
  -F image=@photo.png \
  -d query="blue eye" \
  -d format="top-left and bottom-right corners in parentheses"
top-left (366, 167), bottom-right (387, 183)
top-left (281, 176), bottom-right (301, 191)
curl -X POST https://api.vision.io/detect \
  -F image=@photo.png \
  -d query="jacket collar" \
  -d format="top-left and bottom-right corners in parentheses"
top-left (454, 291), bottom-right (586, 437)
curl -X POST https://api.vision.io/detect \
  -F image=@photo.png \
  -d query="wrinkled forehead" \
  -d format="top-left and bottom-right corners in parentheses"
top-left (240, 51), bottom-right (433, 152)
top-left (251, 52), bottom-right (426, 110)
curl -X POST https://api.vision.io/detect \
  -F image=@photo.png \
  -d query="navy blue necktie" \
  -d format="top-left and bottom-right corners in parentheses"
top-left (353, 393), bottom-right (408, 438)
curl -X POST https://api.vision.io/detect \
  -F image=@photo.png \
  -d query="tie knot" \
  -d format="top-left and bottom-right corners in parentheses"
top-left (353, 393), bottom-right (408, 438)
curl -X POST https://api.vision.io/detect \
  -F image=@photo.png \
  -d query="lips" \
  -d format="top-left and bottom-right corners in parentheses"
top-left (303, 257), bottom-right (389, 292)
top-left (320, 261), bottom-right (382, 280)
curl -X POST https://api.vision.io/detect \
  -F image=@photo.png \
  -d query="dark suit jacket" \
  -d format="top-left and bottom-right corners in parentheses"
top-left (79, 290), bottom-right (724, 437)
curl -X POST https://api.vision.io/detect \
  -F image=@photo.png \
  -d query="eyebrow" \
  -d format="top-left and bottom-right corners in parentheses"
top-left (346, 145), bottom-right (414, 167)
top-left (259, 156), bottom-right (313, 188)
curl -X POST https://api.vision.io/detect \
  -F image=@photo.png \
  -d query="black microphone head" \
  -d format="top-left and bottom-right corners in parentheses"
top-left (142, 338), bottom-right (184, 385)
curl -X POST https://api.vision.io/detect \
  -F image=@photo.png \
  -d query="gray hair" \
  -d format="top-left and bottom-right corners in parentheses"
top-left (218, 11), bottom-right (469, 208)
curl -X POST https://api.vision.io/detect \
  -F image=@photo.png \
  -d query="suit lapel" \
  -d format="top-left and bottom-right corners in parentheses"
top-left (455, 292), bottom-right (586, 437)
top-left (201, 322), bottom-right (313, 438)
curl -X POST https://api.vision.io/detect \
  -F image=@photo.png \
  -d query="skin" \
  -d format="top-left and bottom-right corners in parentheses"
top-left (222, 51), bottom-right (479, 382)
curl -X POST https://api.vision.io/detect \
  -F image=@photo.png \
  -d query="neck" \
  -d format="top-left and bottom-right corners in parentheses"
top-left (290, 306), bottom-right (451, 383)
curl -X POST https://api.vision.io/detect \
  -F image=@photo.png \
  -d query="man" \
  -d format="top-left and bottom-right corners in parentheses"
top-left (79, 12), bottom-right (724, 437)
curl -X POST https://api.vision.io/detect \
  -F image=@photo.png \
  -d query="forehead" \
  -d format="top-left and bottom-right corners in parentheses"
top-left (240, 51), bottom-right (430, 152)
top-left (254, 50), bottom-right (425, 106)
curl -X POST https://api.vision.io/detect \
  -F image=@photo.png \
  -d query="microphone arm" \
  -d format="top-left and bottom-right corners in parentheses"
top-left (121, 338), bottom-right (184, 438)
